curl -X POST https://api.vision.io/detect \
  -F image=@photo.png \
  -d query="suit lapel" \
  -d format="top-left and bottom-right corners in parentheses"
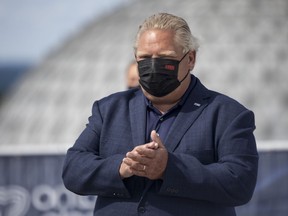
top-left (129, 91), bottom-right (147, 146)
top-left (164, 80), bottom-right (211, 152)
top-left (128, 78), bottom-right (211, 151)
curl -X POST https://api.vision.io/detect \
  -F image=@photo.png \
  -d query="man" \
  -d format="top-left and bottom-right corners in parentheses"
top-left (62, 13), bottom-right (258, 216)
top-left (126, 61), bottom-right (139, 89)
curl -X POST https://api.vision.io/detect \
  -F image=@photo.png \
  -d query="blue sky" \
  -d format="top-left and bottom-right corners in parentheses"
top-left (0, 0), bottom-right (133, 64)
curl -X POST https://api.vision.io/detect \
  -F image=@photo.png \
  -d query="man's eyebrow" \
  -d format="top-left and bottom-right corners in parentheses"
top-left (136, 50), bottom-right (177, 57)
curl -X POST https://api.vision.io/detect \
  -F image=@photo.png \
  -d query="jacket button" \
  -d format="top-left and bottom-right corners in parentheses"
top-left (138, 206), bottom-right (146, 213)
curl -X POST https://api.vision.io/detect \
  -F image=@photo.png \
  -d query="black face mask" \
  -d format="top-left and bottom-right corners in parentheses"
top-left (137, 52), bottom-right (190, 97)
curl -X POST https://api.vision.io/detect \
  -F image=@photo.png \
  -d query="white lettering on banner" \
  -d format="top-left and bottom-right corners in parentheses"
top-left (0, 185), bottom-right (30, 216)
top-left (32, 185), bottom-right (58, 211)
top-left (0, 184), bottom-right (96, 216)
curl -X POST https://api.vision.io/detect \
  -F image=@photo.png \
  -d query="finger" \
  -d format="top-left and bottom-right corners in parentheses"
top-left (145, 141), bottom-right (159, 149)
top-left (126, 151), bottom-right (140, 160)
top-left (126, 151), bottom-right (152, 163)
top-left (130, 166), bottom-right (147, 177)
top-left (135, 146), bottom-right (156, 158)
top-left (150, 130), bottom-right (164, 148)
top-left (129, 162), bottom-right (147, 172)
top-left (122, 157), bottom-right (133, 166)
top-left (119, 161), bottom-right (133, 179)
top-left (153, 142), bottom-right (159, 149)
top-left (131, 169), bottom-right (146, 177)
top-left (123, 156), bottom-right (147, 172)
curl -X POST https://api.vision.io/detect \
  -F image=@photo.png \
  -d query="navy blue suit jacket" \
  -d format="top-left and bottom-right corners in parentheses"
top-left (62, 76), bottom-right (258, 216)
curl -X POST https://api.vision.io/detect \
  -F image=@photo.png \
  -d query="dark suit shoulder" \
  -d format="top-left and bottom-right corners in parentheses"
top-left (210, 90), bottom-right (248, 112)
top-left (202, 89), bottom-right (254, 127)
top-left (96, 88), bottom-right (142, 111)
top-left (194, 77), bottom-right (249, 114)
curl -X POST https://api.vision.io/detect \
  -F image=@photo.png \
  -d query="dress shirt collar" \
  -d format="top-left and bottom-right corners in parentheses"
top-left (144, 74), bottom-right (197, 114)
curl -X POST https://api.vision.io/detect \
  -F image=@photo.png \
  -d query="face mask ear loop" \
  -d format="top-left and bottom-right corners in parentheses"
top-left (179, 51), bottom-right (189, 63)
top-left (179, 70), bottom-right (190, 83)
top-left (178, 51), bottom-right (190, 83)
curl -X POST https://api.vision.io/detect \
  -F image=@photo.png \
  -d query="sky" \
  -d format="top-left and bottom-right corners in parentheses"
top-left (0, 0), bottom-right (133, 64)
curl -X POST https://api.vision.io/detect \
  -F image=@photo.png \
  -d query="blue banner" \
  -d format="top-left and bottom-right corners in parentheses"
top-left (0, 151), bottom-right (287, 216)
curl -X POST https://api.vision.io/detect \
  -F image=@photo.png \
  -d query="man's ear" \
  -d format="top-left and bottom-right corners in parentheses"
top-left (188, 50), bottom-right (196, 71)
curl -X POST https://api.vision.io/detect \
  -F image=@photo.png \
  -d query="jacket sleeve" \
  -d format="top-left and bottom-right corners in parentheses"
top-left (159, 109), bottom-right (258, 206)
top-left (62, 101), bottom-right (131, 198)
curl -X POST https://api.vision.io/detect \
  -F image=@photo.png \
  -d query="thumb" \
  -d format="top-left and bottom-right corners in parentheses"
top-left (150, 130), bottom-right (165, 148)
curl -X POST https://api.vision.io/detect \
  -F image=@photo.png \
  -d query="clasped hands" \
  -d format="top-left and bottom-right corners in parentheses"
top-left (119, 130), bottom-right (168, 180)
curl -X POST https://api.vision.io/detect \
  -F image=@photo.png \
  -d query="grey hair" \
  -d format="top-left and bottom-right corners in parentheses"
top-left (134, 13), bottom-right (200, 53)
